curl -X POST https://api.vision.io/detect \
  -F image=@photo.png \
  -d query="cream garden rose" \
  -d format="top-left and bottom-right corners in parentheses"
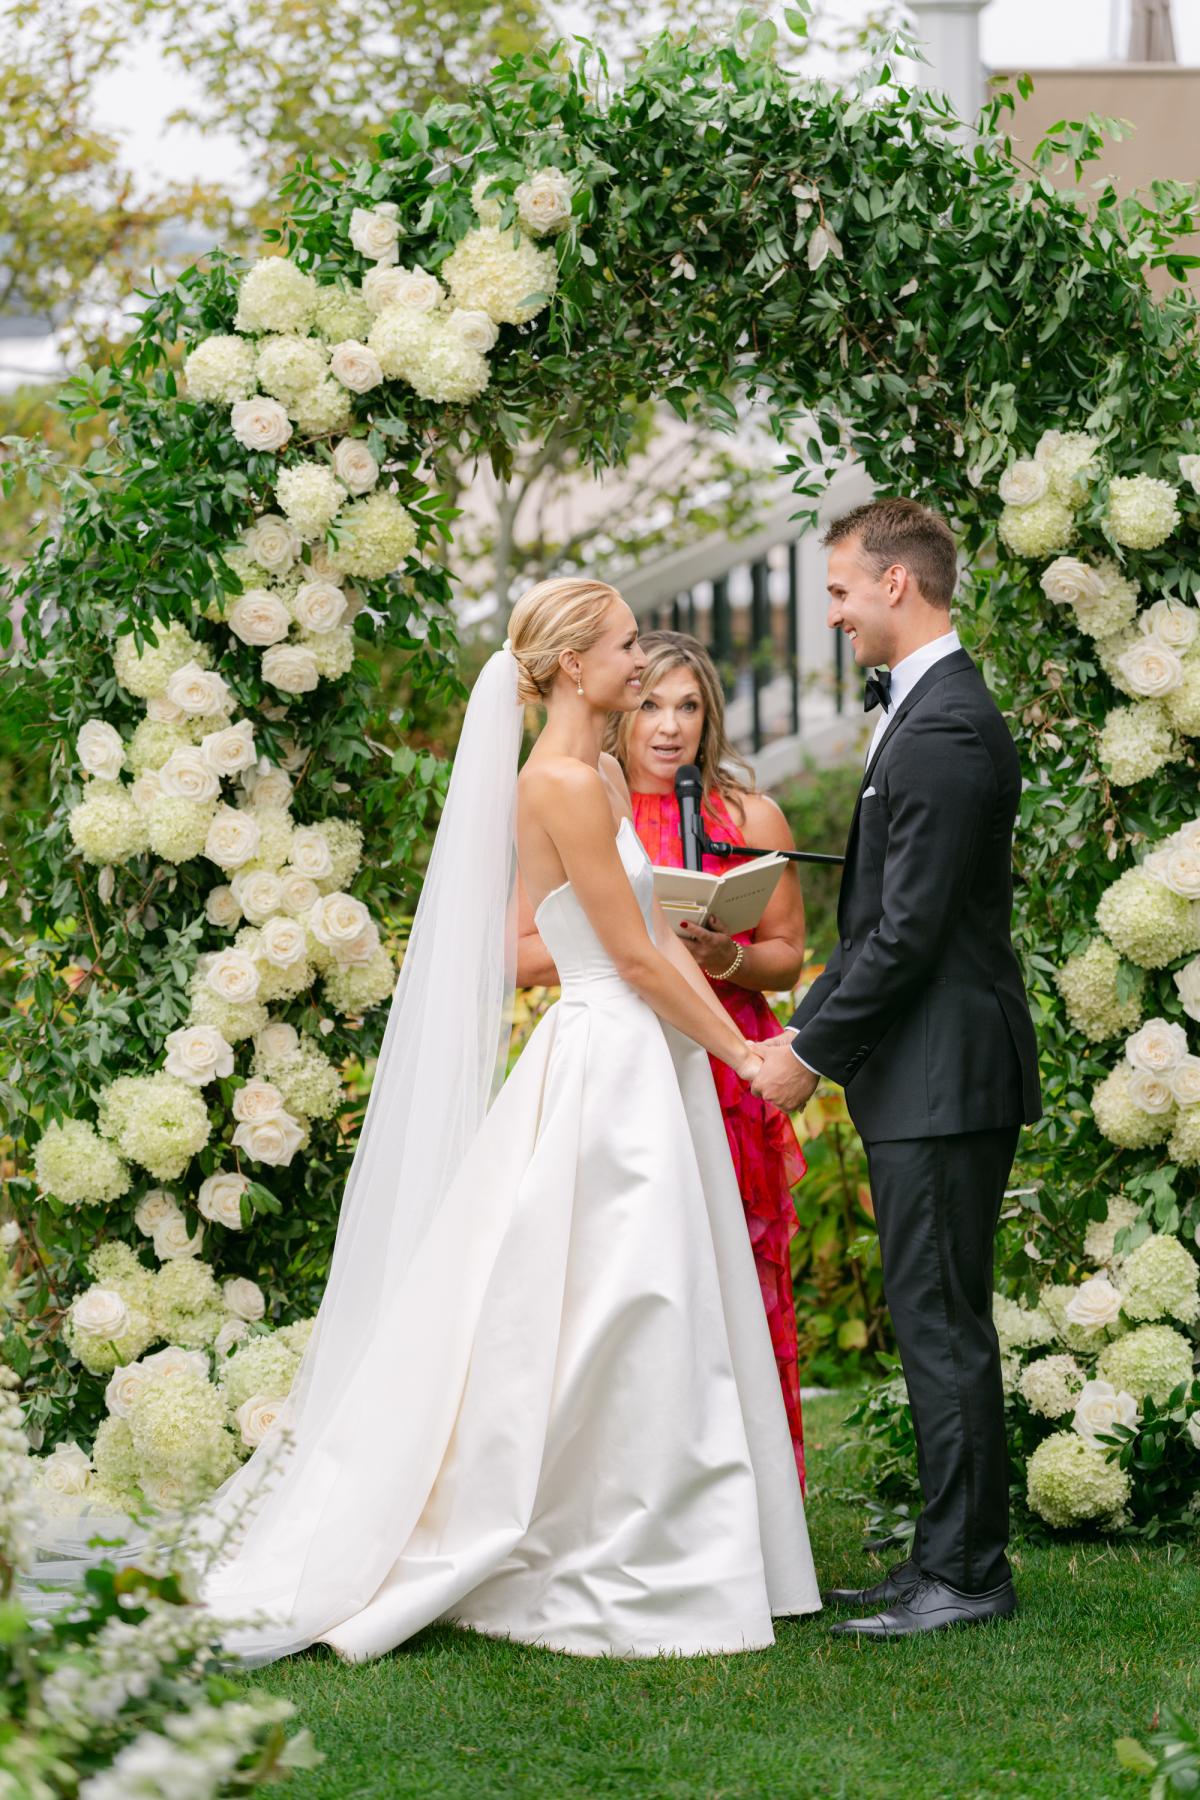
top-left (1147, 842), bottom-right (1200, 900)
top-left (1115, 638), bottom-right (1184, 700)
top-left (1168, 1055), bottom-right (1200, 1106)
top-left (1064, 1275), bottom-right (1123, 1332)
top-left (256, 1020), bottom-right (300, 1061)
top-left (165, 661), bottom-right (232, 718)
top-left (205, 947), bottom-right (262, 1004)
top-left (307, 891), bottom-right (376, 962)
top-left (259, 916), bottom-right (309, 969)
top-left (331, 439), bottom-right (379, 494)
top-left (38, 1441), bottom-right (92, 1496)
top-left (227, 589), bottom-right (292, 647)
top-left (261, 644), bottom-right (321, 694)
top-left (280, 872), bottom-right (322, 914)
top-left (349, 203), bottom-right (401, 263)
top-left (105, 1361), bottom-right (153, 1420)
top-left (1072, 1379), bottom-right (1139, 1447)
top-left (223, 1276), bottom-right (267, 1322)
top-left (158, 748), bottom-right (221, 804)
top-left (232, 1078), bottom-right (287, 1123)
top-left (446, 307), bottom-right (500, 354)
top-left (515, 167), bottom-right (575, 236)
top-left (291, 579), bottom-right (347, 633)
top-left (152, 1212), bottom-right (204, 1260)
top-left (205, 805), bottom-right (262, 871)
top-left (287, 827), bottom-right (335, 881)
top-left (1125, 1018), bottom-right (1189, 1074)
top-left (998, 459), bottom-right (1048, 506)
top-left (373, 264), bottom-right (443, 311)
top-left (71, 1287), bottom-right (130, 1340)
top-left (201, 720), bottom-right (257, 778)
top-left (77, 720), bottom-right (125, 781)
top-left (1142, 597), bottom-right (1199, 652)
top-left (231, 1111), bottom-right (305, 1167)
top-left (329, 340), bottom-right (384, 393)
top-left (134, 1189), bottom-right (179, 1235)
top-left (242, 513), bottom-right (300, 574)
top-left (1127, 1068), bottom-right (1176, 1114)
top-left (1175, 956), bottom-right (1200, 1022)
top-left (231, 868), bottom-right (285, 923)
top-left (230, 395), bottom-right (292, 453)
top-left (205, 885), bottom-right (242, 930)
top-left (198, 1170), bottom-right (250, 1231)
top-left (163, 1024), bottom-right (235, 1088)
top-left (236, 1392), bottom-right (287, 1448)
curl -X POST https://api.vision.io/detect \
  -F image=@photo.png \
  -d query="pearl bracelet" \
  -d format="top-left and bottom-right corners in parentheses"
top-left (710, 942), bottom-right (745, 982)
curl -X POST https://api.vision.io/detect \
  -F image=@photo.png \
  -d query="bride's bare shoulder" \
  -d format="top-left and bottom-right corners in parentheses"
top-left (519, 754), bottom-right (610, 819)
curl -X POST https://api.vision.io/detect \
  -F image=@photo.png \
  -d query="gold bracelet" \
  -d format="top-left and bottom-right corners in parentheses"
top-left (710, 943), bottom-right (745, 982)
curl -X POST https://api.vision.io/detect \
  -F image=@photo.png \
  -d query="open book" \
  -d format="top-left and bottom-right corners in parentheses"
top-left (653, 852), bottom-right (788, 939)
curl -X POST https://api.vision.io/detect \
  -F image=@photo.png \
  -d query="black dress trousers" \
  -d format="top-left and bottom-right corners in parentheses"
top-left (864, 1125), bottom-right (1020, 1595)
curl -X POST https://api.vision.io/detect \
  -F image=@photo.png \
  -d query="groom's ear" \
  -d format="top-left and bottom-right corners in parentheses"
top-left (883, 561), bottom-right (911, 607)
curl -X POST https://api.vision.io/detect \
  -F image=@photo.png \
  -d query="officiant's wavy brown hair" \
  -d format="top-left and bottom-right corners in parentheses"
top-left (507, 577), bottom-right (624, 706)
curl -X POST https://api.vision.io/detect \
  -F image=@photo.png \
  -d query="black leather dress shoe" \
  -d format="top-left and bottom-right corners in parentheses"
top-left (823, 1558), bottom-right (921, 1609)
top-left (828, 1574), bottom-right (1017, 1639)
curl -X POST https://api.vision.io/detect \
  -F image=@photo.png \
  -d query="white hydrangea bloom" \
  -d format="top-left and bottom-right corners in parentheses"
top-left (1096, 865), bottom-right (1200, 968)
top-left (113, 623), bottom-right (206, 700)
top-left (997, 493), bottom-right (1074, 558)
top-left (1096, 1322), bottom-right (1195, 1404)
top-left (333, 491), bottom-right (418, 579)
top-left (1019, 1353), bottom-right (1085, 1419)
top-left (441, 223), bottom-right (558, 325)
top-left (1026, 1430), bottom-right (1131, 1528)
top-left (1116, 1233), bottom-right (1200, 1324)
top-left (235, 257), bottom-right (320, 335)
top-left (1103, 474), bottom-right (1180, 550)
top-left (34, 1119), bottom-right (131, 1207)
top-left (1082, 1194), bottom-right (1142, 1266)
top-left (1097, 701), bottom-right (1180, 787)
top-left (255, 332), bottom-right (329, 408)
top-left (69, 783), bottom-right (149, 866)
top-left (184, 333), bottom-right (257, 404)
top-left (274, 461), bottom-right (346, 539)
top-left (1091, 1063), bottom-right (1174, 1149)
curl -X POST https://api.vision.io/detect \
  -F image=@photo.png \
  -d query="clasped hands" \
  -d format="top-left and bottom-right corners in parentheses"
top-left (736, 1029), bottom-right (819, 1113)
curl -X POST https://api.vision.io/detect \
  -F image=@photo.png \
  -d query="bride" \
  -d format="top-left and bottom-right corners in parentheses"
top-left (196, 575), bottom-right (821, 1662)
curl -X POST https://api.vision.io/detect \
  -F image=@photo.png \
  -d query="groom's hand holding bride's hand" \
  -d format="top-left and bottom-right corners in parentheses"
top-left (750, 1031), bottom-right (819, 1113)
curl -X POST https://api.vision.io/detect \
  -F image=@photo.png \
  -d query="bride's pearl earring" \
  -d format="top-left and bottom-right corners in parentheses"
top-left (576, 677), bottom-right (584, 697)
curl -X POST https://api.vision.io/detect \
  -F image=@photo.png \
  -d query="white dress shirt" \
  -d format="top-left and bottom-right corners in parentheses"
top-left (792, 626), bottom-right (962, 1078)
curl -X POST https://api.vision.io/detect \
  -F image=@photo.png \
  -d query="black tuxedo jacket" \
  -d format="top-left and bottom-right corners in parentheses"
top-left (789, 647), bottom-right (1042, 1142)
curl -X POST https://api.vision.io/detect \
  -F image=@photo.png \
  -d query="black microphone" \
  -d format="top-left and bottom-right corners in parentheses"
top-left (674, 764), bottom-right (707, 871)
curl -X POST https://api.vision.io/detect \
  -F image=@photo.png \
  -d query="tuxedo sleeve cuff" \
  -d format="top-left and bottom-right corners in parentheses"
top-left (790, 1045), bottom-right (825, 1078)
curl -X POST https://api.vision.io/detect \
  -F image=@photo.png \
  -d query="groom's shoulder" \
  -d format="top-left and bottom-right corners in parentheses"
top-left (909, 655), bottom-right (1018, 773)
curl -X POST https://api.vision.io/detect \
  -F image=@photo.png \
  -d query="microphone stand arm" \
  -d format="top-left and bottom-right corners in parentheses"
top-left (699, 828), bottom-right (845, 867)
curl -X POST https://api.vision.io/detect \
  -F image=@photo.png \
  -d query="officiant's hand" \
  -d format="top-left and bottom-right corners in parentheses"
top-left (678, 915), bottom-right (738, 975)
top-left (750, 1033), bottom-right (819, 1113)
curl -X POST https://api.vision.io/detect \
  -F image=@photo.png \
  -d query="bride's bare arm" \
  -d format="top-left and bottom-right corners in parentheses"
top-left (527, 764), bottom-right (758, 1075)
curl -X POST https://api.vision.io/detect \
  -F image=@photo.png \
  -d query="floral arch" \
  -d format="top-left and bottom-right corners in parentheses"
top-left (6, 26), bottom-right (1200, 1530)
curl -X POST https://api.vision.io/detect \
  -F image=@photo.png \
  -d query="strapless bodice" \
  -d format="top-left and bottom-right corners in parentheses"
top-left (533, 817), bottom-right (653, 993)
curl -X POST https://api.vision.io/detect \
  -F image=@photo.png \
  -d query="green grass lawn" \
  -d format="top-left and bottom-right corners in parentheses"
top-left (246, 1395), bottom-right (1198, 1800)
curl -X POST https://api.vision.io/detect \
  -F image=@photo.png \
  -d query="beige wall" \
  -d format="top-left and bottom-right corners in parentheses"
top-left (989, 65), bottom-right (1200, 292)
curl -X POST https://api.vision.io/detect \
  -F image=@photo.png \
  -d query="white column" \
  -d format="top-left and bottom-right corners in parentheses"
top-left (906, 0), bottom-right (992, 123)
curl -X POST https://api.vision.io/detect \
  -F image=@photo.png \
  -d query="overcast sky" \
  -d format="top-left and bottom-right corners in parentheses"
top-left (93, 0), bottom-right (1199, 194)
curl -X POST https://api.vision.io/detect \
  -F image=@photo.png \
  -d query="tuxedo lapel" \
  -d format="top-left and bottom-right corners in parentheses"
top-left (840, 649), bottom-right (976, 878)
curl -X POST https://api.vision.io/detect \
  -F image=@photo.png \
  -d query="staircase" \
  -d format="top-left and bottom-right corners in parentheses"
top-left (616, 464), bottom-right (873, 789)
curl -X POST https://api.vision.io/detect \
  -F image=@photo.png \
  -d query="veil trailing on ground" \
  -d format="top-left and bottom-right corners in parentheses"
top-left (13, 645), bottom-right (528, 1652)
top-left (186, 643), bottom-right (524, 1656)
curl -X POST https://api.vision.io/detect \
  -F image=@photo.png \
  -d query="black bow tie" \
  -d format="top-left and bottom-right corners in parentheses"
top-left (864, 668), bottom-right (893, 714)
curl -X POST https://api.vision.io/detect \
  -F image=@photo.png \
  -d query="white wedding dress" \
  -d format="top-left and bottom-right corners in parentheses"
top-left (203, 812), bottom-right (820, 1661)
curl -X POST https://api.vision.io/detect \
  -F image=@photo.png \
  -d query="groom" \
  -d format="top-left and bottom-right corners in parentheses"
top-left (752, 497), bottom-right (1041, 1639)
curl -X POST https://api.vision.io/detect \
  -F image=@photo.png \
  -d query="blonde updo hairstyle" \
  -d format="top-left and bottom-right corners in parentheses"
top-left (506, 577), bottom-right (624, 707)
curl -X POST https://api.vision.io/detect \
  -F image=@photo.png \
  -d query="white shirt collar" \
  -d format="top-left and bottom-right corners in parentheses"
top-left (884, 627), bottom-right (961, 712)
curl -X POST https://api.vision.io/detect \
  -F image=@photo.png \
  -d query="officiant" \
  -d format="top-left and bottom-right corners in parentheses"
top-left (513, 630), bottom-right (810, 1487)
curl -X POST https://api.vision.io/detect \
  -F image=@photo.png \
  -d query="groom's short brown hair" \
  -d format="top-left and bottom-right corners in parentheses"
top-left (821, 498), bottom-right (958, 608)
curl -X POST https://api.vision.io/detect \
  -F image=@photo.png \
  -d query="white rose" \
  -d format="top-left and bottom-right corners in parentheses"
top-left (198, 1170), bottom-right (250, 1231)
top-left (201, 720), bottom-right (257, 778)
top-left (231, 1112), bottom-right (305, 1167)
top-left (153, 1213), bottom-right (204, 1260)
top-left (1142, 597), bottom-right (1199, 653)
top-left (1179, 453), bottom-right (1200, 494)
top-left (1127, 1067), bottom-right (1176, 1114)
top-left (287, 827), bottom-right (334, 881)
top-left (105, 1363), bottom-right (151, 1420)
top-left (77, 720), bottom-right (125, 781)
top-left (1125, 1018), bottom-right (1190, 1074)
top-left (329, 340), bottom-right (384, 394)
top-left (204, 804), bottom-right (261, 871)
top-left (205, 885), bottom-right (242, 930)
top-left (1072, 1378), bottom-right (1139, 1446)
top-left (223, 1276), bottom-right (266, 1322)
top-left (998, 459), bottom-right (1048, 506)
top-left (232, 1077), bottom-right (287, 1123)
top-left (130, 772), bottom-right (164, 813)
top-left (308, 891), bottom-right (374, 960)
top-left (1115, 638), bottom-right (1184, 699)
top-left (1149, 843), bottom-right (1200, 900)
top-left (0, 1221), bottom-right (19, 1250)
top-left (236, 1392), bottom-right (287, 1448)
top-left (256, 1020), bottom-right (300, 1060)
top-left (71, 1287), bottom-right (130, 1340)
top-left (331, 439), bottom-right (379, 494)
top-left (349, 204), bottom-right (401, 264)
top-left (134, 1189), bottom-right (179, 1235)
top-left (372, 263), bottom-right (443, 311)
top-left (261, 644), bottom-right (321, 694)
top-left (291, 579), bottom-right (347, 633)
top-left (231, 868), bottom-right (285, 923)
top-left (163, 1023), bottom-right (235, 1087)
top-left (230, 395), bottom-right (293, 453)
top-left (280, 873), bottom-right (322, 914)
top-left (244, 765), bottom-right (293, 810)
top-left (1169, 1055), bottom-right (1200, 1106)
top-left (1063, 1275), bottom-right (1123, 1331)
top-left (1175, 955), bottom-right (1200, 1023)
top-left (446, 307), bottom-right (499, 354)
top-left (515, 166), bottom-right (574, 236)
top-left (360, 265), bottom-right (413, 313)
top-left (1039, 557), bottom-right (1106, 607)
top-left (205, 946), bottom-right (262, 1003)
top-left (146, 695), bottom-right (185, 723)
top-left (242, 513), bottom-right (301, 574)
top-left (228, 589), bottom-right (292, 648)
top-left (39, 1442), bottom-right (92, 1496)
top-left (141, 1345), bottom-right (210, 1382)
top-left (165, 661), bottom-right (232, 718)
top-left (158, 748), bottom-right (221, 804)
top-left (213, 1317), bottom-right (250, 1358)
top-left (1034, 429), bottom-right (1066, 464)
top-left (260, 915), bottom-right (309, 969)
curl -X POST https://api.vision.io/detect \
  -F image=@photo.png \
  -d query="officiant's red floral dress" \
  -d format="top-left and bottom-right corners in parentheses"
top-left (630, 786), bottom-right (807, 1490)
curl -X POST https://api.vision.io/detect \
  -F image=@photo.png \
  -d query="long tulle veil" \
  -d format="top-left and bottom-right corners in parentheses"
top-left (25, 646), bottom-right (525, 1654)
